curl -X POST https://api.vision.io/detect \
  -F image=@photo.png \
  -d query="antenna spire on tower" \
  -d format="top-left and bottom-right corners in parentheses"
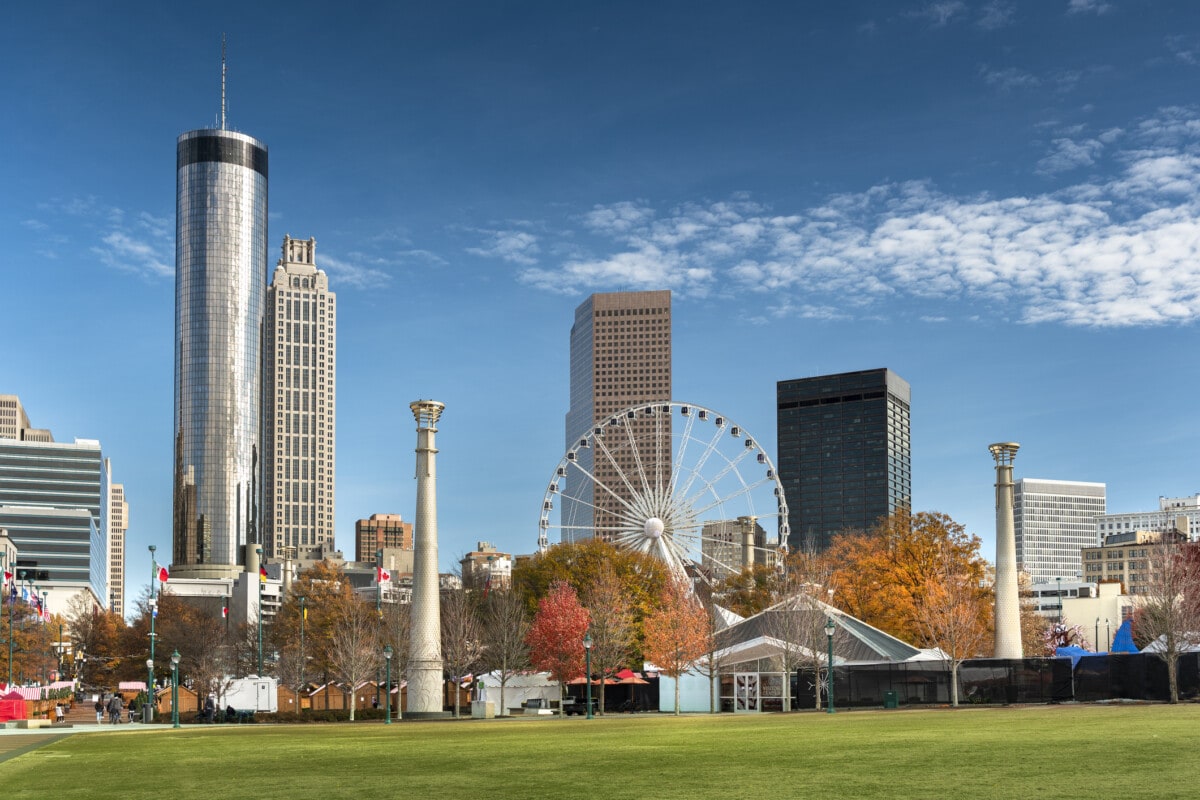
top-left (221, 33), bottom-right (227, 130)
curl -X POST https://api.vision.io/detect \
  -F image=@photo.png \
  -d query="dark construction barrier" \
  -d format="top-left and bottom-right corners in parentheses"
top-left (796, 652), bottom-right (1200, 708)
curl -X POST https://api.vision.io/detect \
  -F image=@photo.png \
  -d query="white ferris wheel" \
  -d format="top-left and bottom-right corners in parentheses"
top-left (538, 401), bottom-right (790, 585)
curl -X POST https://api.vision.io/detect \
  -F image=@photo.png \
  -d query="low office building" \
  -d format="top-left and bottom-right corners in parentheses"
top-left (1081, 528), bottom-right (1187, 597)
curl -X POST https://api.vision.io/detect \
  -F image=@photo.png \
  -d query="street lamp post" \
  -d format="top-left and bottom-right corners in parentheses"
top-left (148, 544), bottom-right (157, 720)
top-left (383, 645), bottom-right (393, 725)
top-left (375, 550), bottom-right (383, 710)
top-left (256, 547), bottom-right (263, 675)
top-left (145, 658), bottom-right (153, 721)
top-left (1106, 618), bottom-right (1111, 651)
top-left (1056, 576), bottom-right (1063, 621)
top-left (825, 618), bottom-right (836, 715)
top-left (171, 650), bottom-right (181, 729)
top-left (1095, 617), bottom-right (1100, 652)
top-left (583, 632), bottom-right (593, 720)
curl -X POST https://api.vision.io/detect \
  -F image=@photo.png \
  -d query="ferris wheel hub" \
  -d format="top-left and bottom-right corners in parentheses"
top-left (644, 517), bottom-right (665, 539)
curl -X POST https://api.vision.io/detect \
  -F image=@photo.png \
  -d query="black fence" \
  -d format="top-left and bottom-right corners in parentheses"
top-left (796, 652), bottom-right (1200, 708)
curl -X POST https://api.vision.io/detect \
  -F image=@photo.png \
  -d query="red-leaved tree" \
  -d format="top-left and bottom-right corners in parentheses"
top-left (526, 580), bottom-right (590, 711)
top-left (643, 580), bottom-right (709, 715)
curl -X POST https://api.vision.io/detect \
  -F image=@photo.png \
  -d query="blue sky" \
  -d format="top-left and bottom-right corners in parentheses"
top-left (4, 1), bottom-right (1200, 605)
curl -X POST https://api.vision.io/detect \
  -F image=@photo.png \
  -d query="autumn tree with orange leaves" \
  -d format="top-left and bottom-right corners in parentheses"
top-left (826, 510), bottom-right (990, 649)
top-left (643, 580), bottom-right (709, 715)
top-left (526, 581), bottom-right (590, 707)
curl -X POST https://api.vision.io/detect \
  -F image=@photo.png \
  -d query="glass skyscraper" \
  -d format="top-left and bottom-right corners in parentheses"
top-left (776, 368), bottom-right (911, 552)
top-left (173, 128), bottom-right (268, 575)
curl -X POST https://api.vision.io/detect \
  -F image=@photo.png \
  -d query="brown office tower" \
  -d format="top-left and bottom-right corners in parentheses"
top-left (354, 513), bottom-right (414, 561)
top-left (563, 291), bottom-right (671, 543)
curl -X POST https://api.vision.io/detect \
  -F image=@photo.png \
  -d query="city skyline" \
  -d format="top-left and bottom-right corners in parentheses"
top-left (5, 3), bottom-right (1200, 609)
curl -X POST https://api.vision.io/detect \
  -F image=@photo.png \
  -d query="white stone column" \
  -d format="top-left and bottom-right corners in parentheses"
top-left (990, 442), bottom-right (1023, 659)
top-left (407, 400), bottom-right (447, 717)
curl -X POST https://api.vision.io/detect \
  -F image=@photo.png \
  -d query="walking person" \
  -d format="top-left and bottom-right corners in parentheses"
top-left (108, 693), bottom-right (122, 724)
top-left (94, 696), bottom-right (104, 724)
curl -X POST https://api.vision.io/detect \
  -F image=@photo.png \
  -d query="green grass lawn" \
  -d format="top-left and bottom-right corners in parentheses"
top-left (6, 705), bottom-right (1198, 800)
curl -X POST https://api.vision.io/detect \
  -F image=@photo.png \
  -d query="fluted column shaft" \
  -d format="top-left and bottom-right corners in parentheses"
top-left (990, 443), bottom-right (1023, 659)
top-left (408, 401), bottom-right (445, 715)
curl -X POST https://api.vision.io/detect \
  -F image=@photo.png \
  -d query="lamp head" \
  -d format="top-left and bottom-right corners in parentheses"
top-left (170, 650), bottom-right (180, 667)
top-left (825, 618), bottom-right (836, 636)
top-left (383, 644), bottom-right (393, 660)
top-left (583, 632), bottom-right (593, 649)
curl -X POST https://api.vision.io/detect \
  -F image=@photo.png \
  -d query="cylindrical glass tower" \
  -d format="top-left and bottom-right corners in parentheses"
top-left (173, 128), bottom-right (268, 574)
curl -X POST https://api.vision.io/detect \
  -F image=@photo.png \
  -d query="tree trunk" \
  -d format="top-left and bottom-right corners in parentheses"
top-left (1168, 654), bottom-right (1179, 704)
top-left (598, 680), bottom-right (605, 715)
top-left (499, 677), bottom-right (506, 718)
top-left (950, 662), bottom-right (959, 707)
top-left (674, 676), bottom-right (680, 715)
top-left (709, 672), bottom-right (715, 714)
top-left (454, 682), bottom-right (461, 718)
top-left (349, 691), bottom-right (356, 722)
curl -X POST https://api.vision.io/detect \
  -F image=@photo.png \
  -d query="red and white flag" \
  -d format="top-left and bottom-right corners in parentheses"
top-left (377, 566), bottom-right (391, 583)
top-left (157, 564), bottom-right (169, 583)
top-left (222, 605), bottom-right (228, 619)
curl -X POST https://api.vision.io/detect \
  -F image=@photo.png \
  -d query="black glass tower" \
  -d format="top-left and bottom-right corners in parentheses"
top-left (776, 368), bottom-right (911, 552)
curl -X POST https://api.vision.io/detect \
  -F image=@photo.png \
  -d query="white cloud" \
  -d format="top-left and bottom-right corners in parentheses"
top-left (467, 230), bottom-right (541, 265)
top-left (1037, 137), bottom-right (1105, 174)
top-left (980, 65), bottom-right (1041, 92)
top-left (520, 107), bottom-right (1200, 328)
top-left (977, 1), bottom-right (1014, 30)
top-left (92, 231), bottom-right (172, 278)
top-left (1067, 0), bottom-right (1112, 14)
top-left (909, 1), bottom-right (967, 26)
top-left (318, 252), bottom-right (393, 290)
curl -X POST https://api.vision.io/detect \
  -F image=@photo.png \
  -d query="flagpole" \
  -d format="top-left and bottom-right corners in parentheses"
top-left (256, 547), bottom-right (263, 676)
top-left (148, 545), bottom-right (156, 719)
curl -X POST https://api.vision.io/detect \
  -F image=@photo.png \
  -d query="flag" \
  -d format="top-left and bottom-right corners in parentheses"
top-left (482, 571), bottom-right (493, 600)
top-left (303, 606), bottom-right (307, 620)
top-left (459, 673), bottom-right (474, 689)
top-left (222, 605), bottom-right (228, 619)
top-left (259, 565), bottom-right (268, 583)
top-left (377, 566), bottom-right (391, 583)
top-left (157, 564), bottom-right (169, 583)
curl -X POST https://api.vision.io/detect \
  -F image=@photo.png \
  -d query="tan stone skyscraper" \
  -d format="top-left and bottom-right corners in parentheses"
top-left (563, 291), bottom-right (671, 542)
top-left (262, 236), bottom-right (337, 560)
top-left (105, 460), bottom-right (128, 616)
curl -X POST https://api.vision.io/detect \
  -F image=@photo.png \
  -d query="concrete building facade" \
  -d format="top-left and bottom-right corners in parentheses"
top-left (1095, 494), bottom-right (1200, 541)
top-left (172, 127), bottom-right (269, 578)
top-left (776, 368), bottom-right (911, 552)
top-left (563, 291), bottom-right (672, 542)
top-left (354, 513), bottom-right (413, 562)
top-left (0, 437), bottom-right (107, 612)
top-left (262, 235), bottom-right (337, 560)
top-left (459, 541), bottom-right (512, 593)
top-left (1081, 529), bottom-right (1188, 597)
top-left (1014, 478), bottom-right (1106, 584)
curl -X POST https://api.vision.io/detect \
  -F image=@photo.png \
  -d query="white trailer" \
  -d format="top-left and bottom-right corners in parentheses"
top-left (219, 677), bottom-right (278, 713)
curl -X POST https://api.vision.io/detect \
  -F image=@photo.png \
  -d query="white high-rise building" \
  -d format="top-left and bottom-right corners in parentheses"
top-left (1095, 494), bottom-right (1200, 541)
top-left (262, 236), bottom-right (337, 560)
top-left (1014, 478), bottom-right (1106, 584)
